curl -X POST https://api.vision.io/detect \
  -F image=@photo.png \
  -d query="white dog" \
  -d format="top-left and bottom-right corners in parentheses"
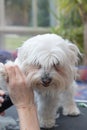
top-left (0, 34), bottom-right (80, 128)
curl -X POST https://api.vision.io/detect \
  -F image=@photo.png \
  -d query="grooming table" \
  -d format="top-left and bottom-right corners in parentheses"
top-left (41, 103), bottom-right (87, 130)
top-left (1, 102), bottom-right (87, 130)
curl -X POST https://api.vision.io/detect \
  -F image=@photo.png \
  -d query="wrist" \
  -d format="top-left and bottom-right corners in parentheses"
top-left (17, 103), bottom-right (40, 130)
top-left (17, 104), bottom-right (37, 122)
top-left (16, 103), bottom-right (36, 111)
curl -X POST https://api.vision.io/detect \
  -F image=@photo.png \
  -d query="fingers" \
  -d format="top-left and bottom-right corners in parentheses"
top-left (14, 65), bottom-right (26, 81)
top-left (0, 97), bottom-right (4, 103)
top-left (0, 90), bottom-right (5, 96)
top-left (5, 65), bottom-right (26, 87)
top-left (5, 65), bottom-right (16, 87)
top-left (5, 65), bottom-right (25, 79)
top-left (5, 65), bottom-right (16, 79)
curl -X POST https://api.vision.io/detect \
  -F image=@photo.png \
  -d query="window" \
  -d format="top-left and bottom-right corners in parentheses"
top-left (5, 0), bottom-right (56, 27)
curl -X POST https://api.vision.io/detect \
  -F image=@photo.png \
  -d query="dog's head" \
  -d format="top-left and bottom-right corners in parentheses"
top-left (16, 34), bottom-right (80, 91)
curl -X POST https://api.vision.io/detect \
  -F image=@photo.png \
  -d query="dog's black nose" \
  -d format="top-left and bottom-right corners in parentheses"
top-left (41, 76), bottom-right (52, 87)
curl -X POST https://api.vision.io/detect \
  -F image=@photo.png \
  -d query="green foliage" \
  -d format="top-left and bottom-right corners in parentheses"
top-left (52, 0), bottom-right (85, 52)
top-left (57, 0), bottom-right (87, 21)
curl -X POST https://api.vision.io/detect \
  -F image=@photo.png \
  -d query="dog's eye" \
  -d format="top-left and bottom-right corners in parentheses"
top-left (55, 62), bottom-right (59, 67)
top-left (56, 62), bottom-right (59, 66)
top-left (54, 63), bottom-right (60, 71)
top-left (35, 64), bottom-right (41, 69)
top-left (38, 64), bottom-right (41, 69)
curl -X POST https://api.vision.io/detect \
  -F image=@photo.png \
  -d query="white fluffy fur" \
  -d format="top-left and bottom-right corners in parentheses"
top-left (0, 34), bottom-right (80, 128)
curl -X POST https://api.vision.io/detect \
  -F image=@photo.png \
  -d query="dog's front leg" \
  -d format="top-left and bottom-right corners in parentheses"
top-left (35, 91), bottom-right (59, 128)
top-left (0, 63), bottom-right (8, 91)
top-left (62, 82), bottom-right (80, 116)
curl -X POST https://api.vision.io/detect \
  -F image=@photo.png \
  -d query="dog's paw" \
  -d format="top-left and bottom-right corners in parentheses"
top-left (63, 105), bottom-right (80, 116)
top-left (0, 63), bottom-right (6, 77)
top-left (6, 60), bottom-right (15, 66)
top-left (39, 118), bottom-right (56, 128)
top-left (0, 63), bottom-right (8, 90)
top-left (0, 63), bottom-right (5, 72)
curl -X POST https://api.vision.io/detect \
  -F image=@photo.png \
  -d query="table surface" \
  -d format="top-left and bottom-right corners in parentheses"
top-left (2, 102), bottom-right (87, 130)
top-left (41, 103), bottom-right (87, 130)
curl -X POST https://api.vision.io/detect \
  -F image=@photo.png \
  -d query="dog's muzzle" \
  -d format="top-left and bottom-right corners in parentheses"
top-left (41, 74), bottom-right (52, 87)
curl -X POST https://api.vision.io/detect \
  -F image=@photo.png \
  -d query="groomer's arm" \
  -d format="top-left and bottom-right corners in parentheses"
top-left (17, 105), bottom-right (40, 130)
top-left (5, 65), bottom-right (40, 130)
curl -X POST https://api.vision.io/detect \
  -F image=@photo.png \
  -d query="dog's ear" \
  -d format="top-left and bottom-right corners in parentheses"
top-left (67, 43), bottom-right (82, 65)
top-left (68, 43), bottom-right (80, 55)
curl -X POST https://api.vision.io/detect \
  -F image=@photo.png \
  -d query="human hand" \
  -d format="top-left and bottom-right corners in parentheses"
top-left (5, 65), bottom-right (34, 109)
